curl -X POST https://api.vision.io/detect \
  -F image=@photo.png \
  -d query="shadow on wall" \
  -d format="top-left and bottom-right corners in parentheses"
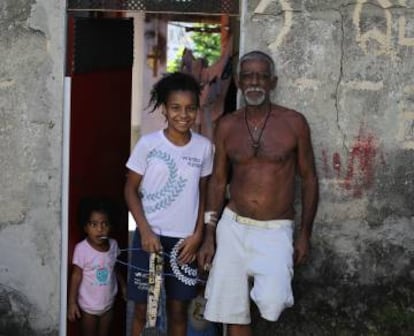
top-left (251, 241), bottom-right (414, 336)
top-left (0, 285), bottom-right (36, 336)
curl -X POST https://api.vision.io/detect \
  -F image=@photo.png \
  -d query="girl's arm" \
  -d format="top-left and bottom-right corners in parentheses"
top-left (124, 170), bottom-right (161, 253)
top-left (194, 176), bottom-right (209, 238)
top-left (67, 265), bottom-right (82, 322)
top-left (115, 264), bottom-right (127, 301)
top-left (178, 176), bottom-right (209, 264)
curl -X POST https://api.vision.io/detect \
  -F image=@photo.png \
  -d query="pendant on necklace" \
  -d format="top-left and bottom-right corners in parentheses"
top-left (244, 105), bottom-right (271, 157)
top-left (252, 142), bottom-right (260, 156)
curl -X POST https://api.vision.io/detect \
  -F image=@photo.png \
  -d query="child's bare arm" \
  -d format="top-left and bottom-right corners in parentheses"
top-left (67, 265), bottom-right (82, 321)
top-left (116, 265), bottom-right (127, 300)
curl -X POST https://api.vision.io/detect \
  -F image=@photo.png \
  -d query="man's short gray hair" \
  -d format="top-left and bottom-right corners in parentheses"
top-left (237, 50), bottom-right (276, 76)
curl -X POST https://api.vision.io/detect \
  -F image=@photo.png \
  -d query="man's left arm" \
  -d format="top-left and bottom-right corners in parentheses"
top-left (295, 114), bottom-right (319, 265)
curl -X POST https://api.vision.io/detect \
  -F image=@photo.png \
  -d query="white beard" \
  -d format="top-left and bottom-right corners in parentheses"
top-left (243, 87), bottom-right (266, 106)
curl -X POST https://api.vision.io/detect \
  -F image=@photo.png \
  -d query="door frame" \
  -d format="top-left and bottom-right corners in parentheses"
top-left (60, 76), bottom-right (72, 336)
top-left (59, 2), bottom-right (245, 335)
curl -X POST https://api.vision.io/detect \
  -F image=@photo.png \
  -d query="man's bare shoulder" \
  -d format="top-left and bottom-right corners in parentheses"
top-left (273, 105), bottom-right (309, 131)
top-left (274, 104), bottom-right (306, 120)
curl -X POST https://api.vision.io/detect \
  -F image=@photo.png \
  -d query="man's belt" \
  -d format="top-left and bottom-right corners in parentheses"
top-left (223, 207), bottom-right (293, 229)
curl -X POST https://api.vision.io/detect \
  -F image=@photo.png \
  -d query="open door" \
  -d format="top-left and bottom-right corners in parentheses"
top-left (66, 14), bottom-right (133, 336)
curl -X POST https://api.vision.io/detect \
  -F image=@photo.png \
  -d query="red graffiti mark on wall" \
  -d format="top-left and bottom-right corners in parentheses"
top-left (321, 128), bottom-right (381, 197)
top-left (343, 131), bottom-right (377, 197)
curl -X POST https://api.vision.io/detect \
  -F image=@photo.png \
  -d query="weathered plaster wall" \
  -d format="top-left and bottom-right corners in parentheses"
top-left (1, 0), bottom-right (413, 335)
top-left (242, 0), bottom-right (414, 334)
top-left (0, 0), bottom-right (65, 335)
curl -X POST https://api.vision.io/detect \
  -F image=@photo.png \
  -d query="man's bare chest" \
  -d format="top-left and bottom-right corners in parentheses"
top-left (225, 128), bottom-right (297, 164)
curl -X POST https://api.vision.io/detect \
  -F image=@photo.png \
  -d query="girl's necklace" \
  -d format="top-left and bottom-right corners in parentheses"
top-left (244, 105), bottom-right (271, 156)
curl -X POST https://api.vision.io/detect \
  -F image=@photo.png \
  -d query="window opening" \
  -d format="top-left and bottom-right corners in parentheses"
top-left (67, 0), bottom-right (240, 16)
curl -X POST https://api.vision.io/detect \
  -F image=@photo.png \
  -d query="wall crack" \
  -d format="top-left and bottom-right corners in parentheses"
top-left (335, 6), bottom-right (348, 151)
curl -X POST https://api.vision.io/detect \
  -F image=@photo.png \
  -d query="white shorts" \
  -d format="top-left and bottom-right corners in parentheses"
top-left (204, 208), bottom-right (294, 324)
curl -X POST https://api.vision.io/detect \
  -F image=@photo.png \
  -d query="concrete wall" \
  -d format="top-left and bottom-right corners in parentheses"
top-left (1, 0), bottom-right (413, 335)
top-left (241, 0), bottom-right (414, 335)
top-left (0, 0), bottom-right (65, 335)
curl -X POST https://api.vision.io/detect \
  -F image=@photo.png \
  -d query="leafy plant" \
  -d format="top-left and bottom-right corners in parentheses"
top-left (167, 23), bottom-right (221, 72)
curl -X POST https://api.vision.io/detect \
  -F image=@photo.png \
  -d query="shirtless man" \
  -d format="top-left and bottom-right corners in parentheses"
top-left (198, 51), bottom-right (319, 336)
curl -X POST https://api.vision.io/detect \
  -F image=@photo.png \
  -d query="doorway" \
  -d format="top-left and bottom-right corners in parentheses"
top-left (63, 4), bottom-right (240, 336)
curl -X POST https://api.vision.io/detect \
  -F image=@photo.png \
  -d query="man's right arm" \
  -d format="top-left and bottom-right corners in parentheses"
top-left (198, 118), bottom-right (229, 268)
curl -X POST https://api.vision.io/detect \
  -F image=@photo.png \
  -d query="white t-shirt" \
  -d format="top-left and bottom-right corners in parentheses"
top-left (73, 238), bottom-right (120, 314)
top-left (126, 130), bottom-right (213, 237)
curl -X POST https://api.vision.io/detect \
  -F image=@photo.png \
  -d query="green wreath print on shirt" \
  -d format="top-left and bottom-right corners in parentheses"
top-left (141, 150), bottom-right (188, 214)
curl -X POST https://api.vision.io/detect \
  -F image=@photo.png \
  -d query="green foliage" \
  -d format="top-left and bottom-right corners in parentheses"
top-left (190, 24), bottom-right (221, 66)
top-left (167, 24), bottom-right (221, 73)
top-left (167, 46), bottom-right (185, 73)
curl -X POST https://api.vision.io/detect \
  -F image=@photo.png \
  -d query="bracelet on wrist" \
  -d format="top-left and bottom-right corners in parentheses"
top-left (204, 211), bottom-right (217, 226)
top-left (205, 221), bottom-right (217, 228)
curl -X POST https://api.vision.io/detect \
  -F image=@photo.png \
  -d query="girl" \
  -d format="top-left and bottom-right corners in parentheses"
top-left (68, 197), bottom-right (126, 336)
top-left (125, 72), bottom-right (213, 336)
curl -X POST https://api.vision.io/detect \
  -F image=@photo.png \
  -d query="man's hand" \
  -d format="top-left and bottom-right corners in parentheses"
top-left (294, 233), bottom-right (310, 266)
top-left (198, 235), bottom-right (215, 271)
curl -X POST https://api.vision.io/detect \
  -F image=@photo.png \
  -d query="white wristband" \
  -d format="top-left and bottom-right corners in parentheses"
top-left (204, 211), bottom-right (217, 226)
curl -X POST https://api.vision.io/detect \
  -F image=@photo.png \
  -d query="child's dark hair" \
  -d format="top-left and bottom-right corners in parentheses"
top-left (147, 72), bottom-right (201, 113)
top-left (77, 197), bottom-right (118, 230)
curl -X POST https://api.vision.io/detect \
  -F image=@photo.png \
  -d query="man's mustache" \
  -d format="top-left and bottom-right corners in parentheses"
top-left (244, 87), bottom-right (265, 94)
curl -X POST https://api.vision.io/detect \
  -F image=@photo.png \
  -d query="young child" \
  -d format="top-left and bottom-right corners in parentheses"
top-left (68, 197), bottom-right (126, 336)
top-left (124, 72), bottom-right (214, 336)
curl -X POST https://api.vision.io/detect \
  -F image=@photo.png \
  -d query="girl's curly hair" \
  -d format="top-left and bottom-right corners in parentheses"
top-left (77, 197), bottom-right (118, 230)
top-left (147, 72), bottom-right (201, 113)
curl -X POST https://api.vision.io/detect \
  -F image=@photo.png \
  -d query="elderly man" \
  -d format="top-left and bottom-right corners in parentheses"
top-left (199, 50), bottom-right (319, 336)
